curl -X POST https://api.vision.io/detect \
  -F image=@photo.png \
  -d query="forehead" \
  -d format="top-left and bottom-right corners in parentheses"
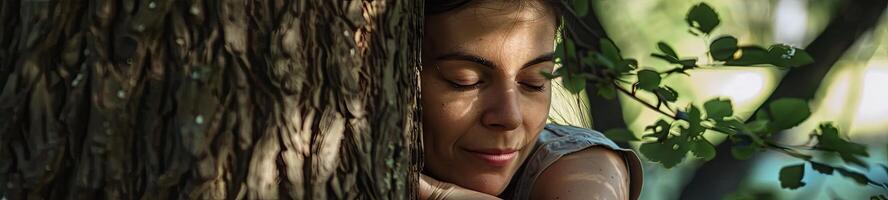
top-left (429, 1), bottom-right (555, 27)
top-left (424, 1), bottom-right (557, 60)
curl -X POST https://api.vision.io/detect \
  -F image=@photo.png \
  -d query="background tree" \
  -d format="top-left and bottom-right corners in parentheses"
top-left (0, 0), bottom-right (422, 199)
top-left (679, 1), bottom-right (888, 198)
top-left (551, 0), bottom-right (888, 199)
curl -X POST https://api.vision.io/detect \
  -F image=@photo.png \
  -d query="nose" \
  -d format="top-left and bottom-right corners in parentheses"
top-left (481, 85), bottom-right (522, 131)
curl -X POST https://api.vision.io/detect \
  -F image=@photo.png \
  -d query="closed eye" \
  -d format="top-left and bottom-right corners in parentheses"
top-left (450, 80), bottom-right (483, 90)
top-left (521, 82), bottom-right (546, 92)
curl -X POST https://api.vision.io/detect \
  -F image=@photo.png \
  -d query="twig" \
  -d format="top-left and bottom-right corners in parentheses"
top-left (612, 81), bottom-right (677, 119)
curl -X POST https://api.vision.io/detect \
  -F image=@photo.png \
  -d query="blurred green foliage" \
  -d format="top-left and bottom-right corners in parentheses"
top-left (547, 1), bottom-right (887, 197)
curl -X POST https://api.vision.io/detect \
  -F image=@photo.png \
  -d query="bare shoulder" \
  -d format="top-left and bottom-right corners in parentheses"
top-left (531, 146), bottom-right (630, 200)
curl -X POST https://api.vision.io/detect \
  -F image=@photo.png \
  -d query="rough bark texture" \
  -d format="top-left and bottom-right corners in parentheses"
top-left (0, 0), bottom-right (422, 199)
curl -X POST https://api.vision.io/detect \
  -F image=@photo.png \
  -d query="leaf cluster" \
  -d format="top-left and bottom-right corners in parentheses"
top-left (550, 2), bottom-right (886, 191)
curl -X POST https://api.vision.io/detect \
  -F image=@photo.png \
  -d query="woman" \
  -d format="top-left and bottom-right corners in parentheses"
top-left (418, 0), bottom-right (643, 199)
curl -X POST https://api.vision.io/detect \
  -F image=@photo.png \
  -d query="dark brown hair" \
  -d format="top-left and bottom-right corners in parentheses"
top-left (425, 0), bottom-right (564, 27)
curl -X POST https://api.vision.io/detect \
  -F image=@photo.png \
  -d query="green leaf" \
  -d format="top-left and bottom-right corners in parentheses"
top-left (811, 162), bottom-right (834, 175)
top-left (836, 168), bottom-right (870, 185)
top-left (600, 38), bottom-right (622, 64)
top-left (730, 128), bottom-right (763, 142)
top-left (722, 44), bottom-right (814, 68)
top-left (684, 106), bottom-right (705, 137)
top-left (555, 41), bottom-right (565, 64)
top-left (636, 70), bottom-right (661, 91)
top-left (616, 62), bottom-right (635, 74)
top-left (623, 59), bottom-right (639, 70)
top-left (540, 70), bottom-right (559, 80)
top-left (658, 42), bottom-right (678, 58)
top-left (779, 164), bottom-right (806, 189)
top-left (571, 0), bottom-right (589, 17)
top-left (565, 38), bottom-right (576, 61)
top-left (745, 120), bottom-right (770, 136)
top-left (839, 153), bottom-right (868, 169)
top-left (643, 119), bottom-right (672, 142)
top-left (679, 59), bottom-right (697, 67)
top-left (640, 135), bottom-right (690, 168)
top-left (686, 3), bottom-right (720, 35)
top-left (691, 139), bottom-right (716, 161)
top-left (604, 128), bottom-right (640, 142)
top-left (710, 36), bottom-right (739, 61)
top-left (640, 142), bottom-right (682, 168)
top-left (724, 46), bottom-right (771, 66)
top-left (721, 119), bottom-right (747, 131)
top-left (596, 83), bottom-right (617, 100)
top-left (711, 120), bottom-right (739, 135)
top-left (767, 44), bottom-right (814, 68)
top-left (562, 73), bottom-right (586, 94)
top-left (755, 109), bottom-right (771, 121)
top-left (704, 98), bottom-right (733, 120)
top-left (651, 53), bottom-right (680, 64)
top-left (816, 123), bottom-right (869, 168)
top-left (817, 124), bottom-right (868, 156)
top-left (768, 98), bottom-right (811, 130)
top-left (593, 53), bottom-right (616, 70)
top-left (651, 53), bottom-right (697, 69)
top-left (654, 86), bottom-right (678, 102)
top-left (731, 144), bottom-right (757, 160)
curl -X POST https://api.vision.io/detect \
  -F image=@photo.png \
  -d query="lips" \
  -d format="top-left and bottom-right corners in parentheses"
top-left (465, 148), bottom-right (518, 167)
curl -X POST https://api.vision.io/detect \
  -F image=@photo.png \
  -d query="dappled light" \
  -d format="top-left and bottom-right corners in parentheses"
top-left (538, 0), bottom-right (888, 199)
top-left (3, 0), bottom-right (887, 199)
top-left (548, 71), bottom-right (594, 129)
top-left (851, 62), bottom-right (888, 139)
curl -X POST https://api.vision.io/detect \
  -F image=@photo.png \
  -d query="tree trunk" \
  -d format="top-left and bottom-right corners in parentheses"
top-left (0, 0), bottom-right (422, 199)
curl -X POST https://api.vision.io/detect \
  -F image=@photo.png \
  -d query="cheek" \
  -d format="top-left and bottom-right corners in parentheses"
top-left (420, 79), bottom-right (478, 151)
top-left (421, 71), bottom-right (480, 124)
top-left (523, 91), bottom-right (552, 125)
top-left (516, 92), bottom-right (551, 145)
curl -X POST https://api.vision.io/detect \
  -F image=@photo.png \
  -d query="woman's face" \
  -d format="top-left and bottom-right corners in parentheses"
top-left (421, 1), bottom-right (556, 195)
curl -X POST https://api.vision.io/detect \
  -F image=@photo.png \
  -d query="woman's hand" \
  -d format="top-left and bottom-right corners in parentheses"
top-left (419, 173), bottom-right (459, 200)
top-left (418, 173), bottom-right (502, 200)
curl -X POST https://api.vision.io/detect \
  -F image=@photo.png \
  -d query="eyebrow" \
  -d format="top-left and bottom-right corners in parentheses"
top-left (436, 51), bottom-right (556, 70)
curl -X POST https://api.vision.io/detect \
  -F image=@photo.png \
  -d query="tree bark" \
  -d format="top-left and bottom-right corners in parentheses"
top-left (0, 0), bottom-right (422, 199)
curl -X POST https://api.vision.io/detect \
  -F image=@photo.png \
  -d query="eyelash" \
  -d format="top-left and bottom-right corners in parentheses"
top-left (449, 81), bottom-right (483, 90)
top-left (522, 83), bottom-right (546, 92)
top-left (449, 81), bottom-right (545, 92)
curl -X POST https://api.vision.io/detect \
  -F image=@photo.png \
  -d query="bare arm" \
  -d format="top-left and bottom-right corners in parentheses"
top-left (531, 146), bottom-right (631, 200)
top-left (419, 174), bottom-right (502, 200)
top-left (419, 147), bottom-right (631, 199)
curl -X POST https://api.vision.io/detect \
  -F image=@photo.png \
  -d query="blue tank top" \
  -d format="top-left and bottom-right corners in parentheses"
top-left (499, 124), bottom-right (644, 199)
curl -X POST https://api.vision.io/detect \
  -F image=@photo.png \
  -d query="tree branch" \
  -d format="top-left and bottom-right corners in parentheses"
top-left (561, 4), bottom-right (631, 134)
top-left (612, 81), bottom-right (677, 119)
top-left (680, 1), bottom-right (888, 198)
